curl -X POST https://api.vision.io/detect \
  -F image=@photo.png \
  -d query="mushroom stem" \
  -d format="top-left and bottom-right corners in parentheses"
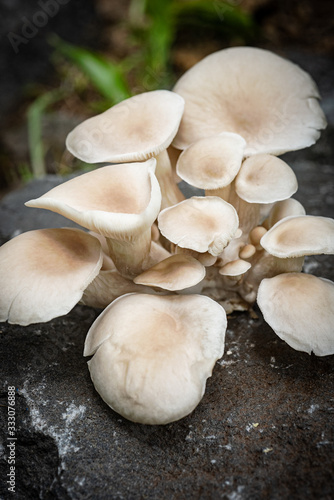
top-left (207, 182), bottom-right (268, 235)
top-left (155, 149), bottom-right (185, 209)
top-left (106, 228), bottom-right (152, 279)
top-left (239, 252), bottom-right (304, 303)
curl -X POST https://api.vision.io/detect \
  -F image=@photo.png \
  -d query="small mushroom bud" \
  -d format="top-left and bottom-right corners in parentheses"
top-left (239, 244), bottom-right (256, 259)
top-left (250, 226), bottom-right (267, 248)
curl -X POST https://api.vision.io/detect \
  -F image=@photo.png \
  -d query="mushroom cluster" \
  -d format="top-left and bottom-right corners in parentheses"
top-left (1, 47), bottom-right (334, 425)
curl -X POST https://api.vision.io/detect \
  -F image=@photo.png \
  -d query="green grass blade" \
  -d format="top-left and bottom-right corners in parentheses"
top-left (51, 36), bottom-right (131, 103)
top-left (27, 89), bottom-right (65, 178)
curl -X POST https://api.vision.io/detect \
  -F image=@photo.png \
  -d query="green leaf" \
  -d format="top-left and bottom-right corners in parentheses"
top-left (27, 89), bottom-right (65, 178)
top-left (170, 0), bottom-right (256, 39)
top-left (51, 36), bottom-right (131, 103)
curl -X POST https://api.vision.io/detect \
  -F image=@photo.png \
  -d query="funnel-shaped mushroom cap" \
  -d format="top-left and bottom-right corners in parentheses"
top-left (257, 273), bottom-right (334, 356)
top-left (84, 293), bottom-right (226, 424)
top-left (26, 159), bottom-right (161, 239)
top-left (0, 228), bottom-right (103, 326)
top-left (176, 132), bottom-right (246, 189)
top-left (173, 47), bottom-right (326, 155)
top-left (66, 90), bottom-right (185, 163)
top-left (261, 215), bottom-right (334, 258)
top-left (235, 154), bottom-right (298, 203)
top-left (158, 196), bottom-right (239, 256)
top-left (134, 254), bottom-right (206, 291)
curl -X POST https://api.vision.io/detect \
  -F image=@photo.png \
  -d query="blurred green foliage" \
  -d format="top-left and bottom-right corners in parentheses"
top-left (53, 0), bottom-right (255, 105)
top-left (27, 0), bottom-right (256, 177)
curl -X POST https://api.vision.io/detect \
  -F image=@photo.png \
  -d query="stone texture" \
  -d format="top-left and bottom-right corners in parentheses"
top-left (0, 51), bottom-right (334, 499)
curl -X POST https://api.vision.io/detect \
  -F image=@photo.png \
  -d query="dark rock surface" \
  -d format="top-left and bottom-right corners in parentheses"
top-left (0, 52), bottom-right (334, 499)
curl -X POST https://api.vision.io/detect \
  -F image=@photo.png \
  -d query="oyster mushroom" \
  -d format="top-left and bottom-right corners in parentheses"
top-left (173, 47), bottom-right (326, 155)
top-left (25, 159), bottom-right (161, 278)
top-left (66, 90), bottom-right (185, 208)
top-left (158, 196), bottom-right (239, 256)
top-left (235, 154), bottom-right (298, 204)
top-left (0, 228), bottom-right (103, 325)
top-left (260, 215), bottom-right (334, 258)
top-left (84, 293), bottom-right (227, 425)
top-left (176, 132), bottom-right (246, 190)
top-left (257, 273), bottom-right (334, 356)
top-left (134, 254), bottom-right (206, 291)
top-left (219, 259), bottom-right (251, 277)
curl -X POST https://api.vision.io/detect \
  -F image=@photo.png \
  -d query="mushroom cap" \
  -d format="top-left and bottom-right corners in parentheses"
top-left (84, 293), bottom-right (227, 424)
top-left (173, 47), bottom-right (326, 155)
top-left (219, 259), bottom-right (251, 277)
top-left (260, 215), bottom-right (334, 258)
top-left (235, 154), bottom-right (298, 203)
top-left (134, 254), bottom-right (206, 291)
top-left (239, 244), bottom-right (256, 259)
top-left (25, 159), bottom-right (161, 239)
top-left (176, 132), bottom-right (246, 190)
top-left (158, 196), bottom-right (239, 256)
top-left (265, 198), bottom-right (306, 228)
top-left (0, 228), bottom-right (103, 326)
top-left (66, 90), bottom-right (185, 163)
top-left (257, 273), bottom-right (334, 356)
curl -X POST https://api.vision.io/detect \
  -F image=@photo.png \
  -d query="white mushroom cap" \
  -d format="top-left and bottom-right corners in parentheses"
top-left (84, 293), bottom-right (227, 424)
top-left (158, 196), bottom-right (239, 256)
top-left (173, 47), bottom-right (326, 155)
top-left (260, 215), bottom-right (334, 257)
top-left (66, 90), bottom-right (185, 163)
top-left (257, 273), bottom-right (334, 356)
top-left (134, 254), bottom-right (206, 291)
top-left (265, 198), bottom-right (306, 228)
top-left (0, 228), bottom-right (103, 326)
top-left (235, 154), bottom-right (298, 203)
top-left (176, 132), bottom-right (246, 189)
top-left (25, 159), bottom-right (161, 239)
top-left (219, 259), bottom-right (251, 277)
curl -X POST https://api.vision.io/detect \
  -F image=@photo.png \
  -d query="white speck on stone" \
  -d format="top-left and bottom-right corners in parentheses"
top-left (19, 384), bottom-right (86, 466)
top-left (219, 359), bottom-right (238, 367)
top-left (227, 485), bottom-right (245, 500)
top-left (317, 440), bottom-right (332, 447)
top-left (75, 476), bottom-right (86, 487)
top-left (223, 444), bottom-right (232, 450)
top-left (205, 435), bottom-right (216, 440)
top-left (308, 404), bottom-right (319, 414)
top-left (62, 403), bottom-right (86, 425)
top-left (185, 431), bottom-right (193, 442)
top-left (246, 424), bottom-right (253, 432)
top-left (211, 459), bottom-right (217, 464)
